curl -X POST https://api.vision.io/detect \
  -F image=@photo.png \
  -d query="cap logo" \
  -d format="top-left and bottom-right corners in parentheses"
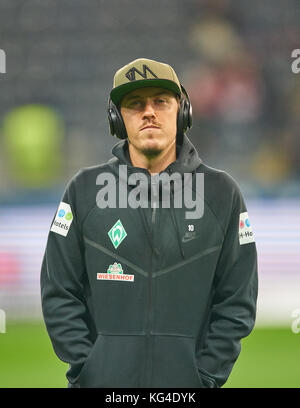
top-left (125, 64), bottom-right (158, 81)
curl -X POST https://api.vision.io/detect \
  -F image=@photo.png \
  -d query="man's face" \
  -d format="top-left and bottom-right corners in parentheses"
top-left (120, 87), bottom-right (179, 158)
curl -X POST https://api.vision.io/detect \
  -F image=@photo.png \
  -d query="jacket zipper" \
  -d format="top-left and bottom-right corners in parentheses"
top-left (144, 176), bottom-right (158, 386)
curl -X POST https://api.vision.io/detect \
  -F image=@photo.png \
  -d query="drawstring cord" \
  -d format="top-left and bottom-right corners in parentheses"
top-left (170, 185), bottom-right (185, 260)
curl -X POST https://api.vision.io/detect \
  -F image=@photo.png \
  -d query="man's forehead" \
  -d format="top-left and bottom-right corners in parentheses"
top-left (121, 87), bottom-right (176, 102)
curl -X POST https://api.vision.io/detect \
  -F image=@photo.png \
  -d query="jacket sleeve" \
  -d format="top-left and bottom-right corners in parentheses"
top-left (40, 176), bottom-right (96, 385)
top-left (196, 185), bottom-right (258, 388)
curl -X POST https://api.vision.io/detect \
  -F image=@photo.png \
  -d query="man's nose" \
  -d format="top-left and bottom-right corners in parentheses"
top-left (142, 99), bottom-right (156, 118)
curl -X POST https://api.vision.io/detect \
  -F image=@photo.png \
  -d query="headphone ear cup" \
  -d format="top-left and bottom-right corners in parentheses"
top-left (177, 97), bottom-right (192, 136)
top-left (184, 98), bottom-right (192, 130)
top-left (108, 107), bottom-right (117, 136)
top-left (176, 99), bottom-right (184, 136)
top-left (107, 102), bottom-right (127, 139)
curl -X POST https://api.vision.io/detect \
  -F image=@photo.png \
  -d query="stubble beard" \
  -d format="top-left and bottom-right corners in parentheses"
top-left (140, 146), bottom-right (163, 159)
top-left (129, 137), bottom-right (163, 160)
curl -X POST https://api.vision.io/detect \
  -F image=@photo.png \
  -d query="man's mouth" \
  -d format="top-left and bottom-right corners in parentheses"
top-left (140, 125), bottom-right (160, 131)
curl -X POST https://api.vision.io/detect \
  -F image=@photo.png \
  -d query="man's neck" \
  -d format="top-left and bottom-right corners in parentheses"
top-left (128, 142), bottom-right (176, 175)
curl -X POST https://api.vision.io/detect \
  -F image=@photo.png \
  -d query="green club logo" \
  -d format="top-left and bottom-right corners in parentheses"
top-left (107, 262), bottom-right (123, 274)
top-left (108, 219), bottom-right (127, 249)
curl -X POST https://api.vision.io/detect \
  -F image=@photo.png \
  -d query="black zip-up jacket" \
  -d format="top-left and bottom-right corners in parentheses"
top-left (40, 134), bottom-right (258, 388)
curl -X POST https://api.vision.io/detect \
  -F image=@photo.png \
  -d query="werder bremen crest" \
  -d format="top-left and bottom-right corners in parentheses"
top-left (108, 219), bottom-right (127, 249)
top-left (107, 262), bottom-right (123, 274)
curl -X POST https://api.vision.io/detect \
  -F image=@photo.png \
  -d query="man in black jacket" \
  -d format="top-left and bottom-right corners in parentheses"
top-left (40, 58), bottom-right (258, 388)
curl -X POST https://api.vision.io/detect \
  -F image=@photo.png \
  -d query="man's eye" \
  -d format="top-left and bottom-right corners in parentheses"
top-left (129, 100), bottom-right (142, 108)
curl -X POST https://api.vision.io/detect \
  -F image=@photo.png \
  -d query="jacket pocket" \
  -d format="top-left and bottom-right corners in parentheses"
top-left (78, 333), bottom-right (145, 388)
top-left (198, 370), bottom-right (218, 388)
top-left (151, 335), bottom-right (204, 388)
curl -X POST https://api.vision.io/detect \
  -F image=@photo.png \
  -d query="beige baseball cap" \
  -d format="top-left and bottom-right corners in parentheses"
top-left (110, 58), bottom-right (182, 105)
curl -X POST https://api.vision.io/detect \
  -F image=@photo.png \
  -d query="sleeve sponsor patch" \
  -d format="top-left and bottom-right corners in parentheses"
top-left (239, 212), bottom-right (255, 245)
top-left (50, 202), bottom-right (73, 237)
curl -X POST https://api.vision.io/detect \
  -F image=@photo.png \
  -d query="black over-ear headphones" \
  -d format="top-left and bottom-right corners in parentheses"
top-left (107, 84), bottom-right (192, 141)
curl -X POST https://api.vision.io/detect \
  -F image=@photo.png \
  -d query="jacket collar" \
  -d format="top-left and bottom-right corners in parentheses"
top-left (111, 134), bottom-right (202, 176)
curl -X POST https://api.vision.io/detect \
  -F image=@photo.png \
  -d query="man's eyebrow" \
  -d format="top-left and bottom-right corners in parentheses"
top-left (123, 91), bottom-right (172, 102)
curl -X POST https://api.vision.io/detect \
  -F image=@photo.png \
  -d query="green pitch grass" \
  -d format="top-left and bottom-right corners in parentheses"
top-left (0, 321), bottom-right (299, 388)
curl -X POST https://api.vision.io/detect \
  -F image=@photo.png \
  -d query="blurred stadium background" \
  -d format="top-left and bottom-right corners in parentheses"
top-left (0, 0), bottom-right (300, 388)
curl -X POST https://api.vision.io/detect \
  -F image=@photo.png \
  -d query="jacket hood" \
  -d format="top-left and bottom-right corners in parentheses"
top-left (110, 133), bottom-right (202, 176)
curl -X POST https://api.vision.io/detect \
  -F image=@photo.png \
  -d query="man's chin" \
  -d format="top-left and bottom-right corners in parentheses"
top-left (140, 146), bottom-right (162, 158)
top-left (137, 139), bottom-right (164, 158)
